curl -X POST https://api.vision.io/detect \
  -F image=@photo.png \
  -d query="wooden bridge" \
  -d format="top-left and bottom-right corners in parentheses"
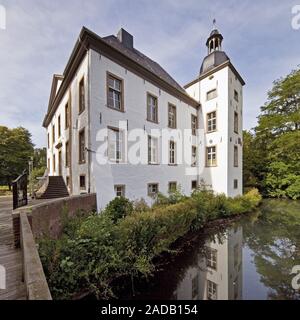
top-left (0, 196), bottom-right (26, 300)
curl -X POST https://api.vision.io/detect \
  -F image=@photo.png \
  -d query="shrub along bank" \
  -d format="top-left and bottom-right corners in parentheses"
top-left (39, 188), bottom-right (262, 300)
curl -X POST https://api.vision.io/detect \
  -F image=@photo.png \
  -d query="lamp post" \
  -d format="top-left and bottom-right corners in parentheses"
top-left (29, 157), bottom-right (34, 198)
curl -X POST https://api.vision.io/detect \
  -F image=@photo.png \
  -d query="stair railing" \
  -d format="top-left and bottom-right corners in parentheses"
top-left (35, 169), bottom-right (50, 199)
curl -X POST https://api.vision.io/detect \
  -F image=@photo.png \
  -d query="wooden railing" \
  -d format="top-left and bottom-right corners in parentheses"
top-left (12, 170), bottom-right (28, 210)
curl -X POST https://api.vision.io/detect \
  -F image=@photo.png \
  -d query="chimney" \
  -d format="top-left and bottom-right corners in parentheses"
top-left (117, 28), bottom-right (134, 50)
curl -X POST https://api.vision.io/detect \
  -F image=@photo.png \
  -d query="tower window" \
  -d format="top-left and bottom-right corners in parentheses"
top-left (207, 280), bottom-right (218, 300)
top-left (234, 112), bottom-right (239, 133)
top-left (206, 247), bottom-right (217, 270)
top-left (206, 146), bottom-right (217, 167)
top-left (234, 146), bottom-right (239, 167)
top-left (234, 179), bottom-right (239, 190)
top-left (207, 89), bottom-right (217, 101)
top-left (207, 111), bottom-right (217, 132)
top-left (115, 185), bottom-right (125, 197)
top-left (234, 90), bottom-right (239, 102)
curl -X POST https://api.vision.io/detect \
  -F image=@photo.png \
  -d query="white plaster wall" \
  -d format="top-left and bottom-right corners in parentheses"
top-left (227, 69), bottom-right (243, 197)
top-left (186, 67), bottom-right (231, 196)
top-left (89, 49), bottom-right (199, 209)
top-left (46, 53), bottom-right (90, 194)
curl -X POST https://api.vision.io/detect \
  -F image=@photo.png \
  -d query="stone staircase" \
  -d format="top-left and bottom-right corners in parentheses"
top-left (39, 176), bottom-right (69, 200)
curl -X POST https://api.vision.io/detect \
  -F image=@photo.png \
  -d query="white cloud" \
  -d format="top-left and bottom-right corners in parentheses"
top-left (0, 0), bottom-right (299, 146)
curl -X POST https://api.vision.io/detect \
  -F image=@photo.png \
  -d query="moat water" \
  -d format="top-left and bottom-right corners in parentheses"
top-left (125, 200), bottom-right (300, 300)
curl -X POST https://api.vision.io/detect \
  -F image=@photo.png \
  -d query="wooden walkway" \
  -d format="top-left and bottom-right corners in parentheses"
top-left (0, 197), bottom-right (26, 300)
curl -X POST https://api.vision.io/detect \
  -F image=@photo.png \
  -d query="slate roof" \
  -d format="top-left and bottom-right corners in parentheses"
top-left (200, 50), bottom-right (230, 75)
top-left (102, 35), bottom-right (187, 94)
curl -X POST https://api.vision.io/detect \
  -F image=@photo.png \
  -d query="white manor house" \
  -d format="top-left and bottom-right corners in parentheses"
top-left (43, 26), bottom-right (245, 209)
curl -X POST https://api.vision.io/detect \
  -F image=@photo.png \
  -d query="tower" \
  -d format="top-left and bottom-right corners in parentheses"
top-left (185, 25), bottom-right (245, 197)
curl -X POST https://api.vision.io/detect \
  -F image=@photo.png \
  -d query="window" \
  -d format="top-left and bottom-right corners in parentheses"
top-left (80, 175), bottom-right (86, 190)
top-left (191, 115), bottom-right (198, 136)
top-left (234, 146), bottom-right (238, 167)
top-left (234, 179), bottom-right (239, 189)
top-left (107, 73), bottom-right (123, 111)
top-left (206, 146), bottom-right (217, 167)
top-left (168, 104), bottom-right (177, 129)
top-left (234, 90), bottom-right (239, 102)
top-left (47, 133), bottom-right (50, 149)
top-left (115, 185), bottom-right (125, 197)
top-left (58, 115), bottom-right (61, 138)
top-left (192, 180), bottom-right (198, 190)
top-left (207, 111), bottom-right (217, 133)
top-left (148, 183), bottom-right (159, 197)
top-left (192, 146), bottom-right (197, 167)
top-left (47, 158), bottom-right (50, 170)
top-left (108, 128), bottom-right (124, 163)
top-left (148, 136), bottom-right (159, 164)
top-left (79, 129), bottom-right (86, 164)
top-left (79, 77), bottom-right (85, 114)
top-left (169, 182), bottom-right (177, 193)
top-left (192, 275), bottom-right (199, 299)
top-left (234, 111), bottom-right (239, 133)
top-left (52, 124), bottom-right (55, 144)
top-left (207, 280), bottom-right (217, 300)
top-left (206, 248), bottom-right (217, 270)
top-left (147, 94), bottom-right (158, 123)
top-left (65, 102), bottom-right (70, 129)
top-left (53, 154), bottom-right (56, 172)
top-left (169, 141), bottom-right (176, 165)
top-left (65, 141), bottom-right (70, 167)
top-left (207, 89), bottom-right (217, 101)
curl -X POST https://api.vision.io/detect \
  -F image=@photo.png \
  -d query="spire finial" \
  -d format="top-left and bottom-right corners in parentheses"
top-left (213, 18), bottom-right (217, 29)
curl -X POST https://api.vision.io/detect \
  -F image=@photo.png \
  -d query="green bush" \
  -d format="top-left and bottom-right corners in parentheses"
top-left (39, 188), bottom-right (261, 300)
top-left (104, 197), bottom-right (133, 222)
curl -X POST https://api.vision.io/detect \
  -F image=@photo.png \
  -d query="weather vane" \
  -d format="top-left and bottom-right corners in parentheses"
top-left (213, 19), bottom-right (217, 29)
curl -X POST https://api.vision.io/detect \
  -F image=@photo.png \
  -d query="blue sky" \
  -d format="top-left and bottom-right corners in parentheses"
top-left (0, 0), bottom-right (299, 147)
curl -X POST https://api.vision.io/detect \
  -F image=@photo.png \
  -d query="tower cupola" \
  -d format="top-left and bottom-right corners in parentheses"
top-left (200, 20), bottom-right (230, 75)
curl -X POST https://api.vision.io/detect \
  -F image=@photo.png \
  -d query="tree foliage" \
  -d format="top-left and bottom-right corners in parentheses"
top-left (244, 68), bottom-right (300, 199)
top-left (0, 126), bottom-right (34, 188)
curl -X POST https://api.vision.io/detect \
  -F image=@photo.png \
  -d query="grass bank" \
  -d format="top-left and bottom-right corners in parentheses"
top-left (39, 188), bottom-right (261, 300)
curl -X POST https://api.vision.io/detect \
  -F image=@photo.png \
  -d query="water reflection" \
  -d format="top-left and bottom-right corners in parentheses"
top-left (128, 200), bottom-right (300, 301)
top-left (173, 226), bottom-right (243, 300)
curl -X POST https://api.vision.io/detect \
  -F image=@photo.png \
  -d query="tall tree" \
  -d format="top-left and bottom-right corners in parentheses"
top-left (244, 68), bottom-right (300, 199)
top-left (0, 126), bottom-right (34, 189)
